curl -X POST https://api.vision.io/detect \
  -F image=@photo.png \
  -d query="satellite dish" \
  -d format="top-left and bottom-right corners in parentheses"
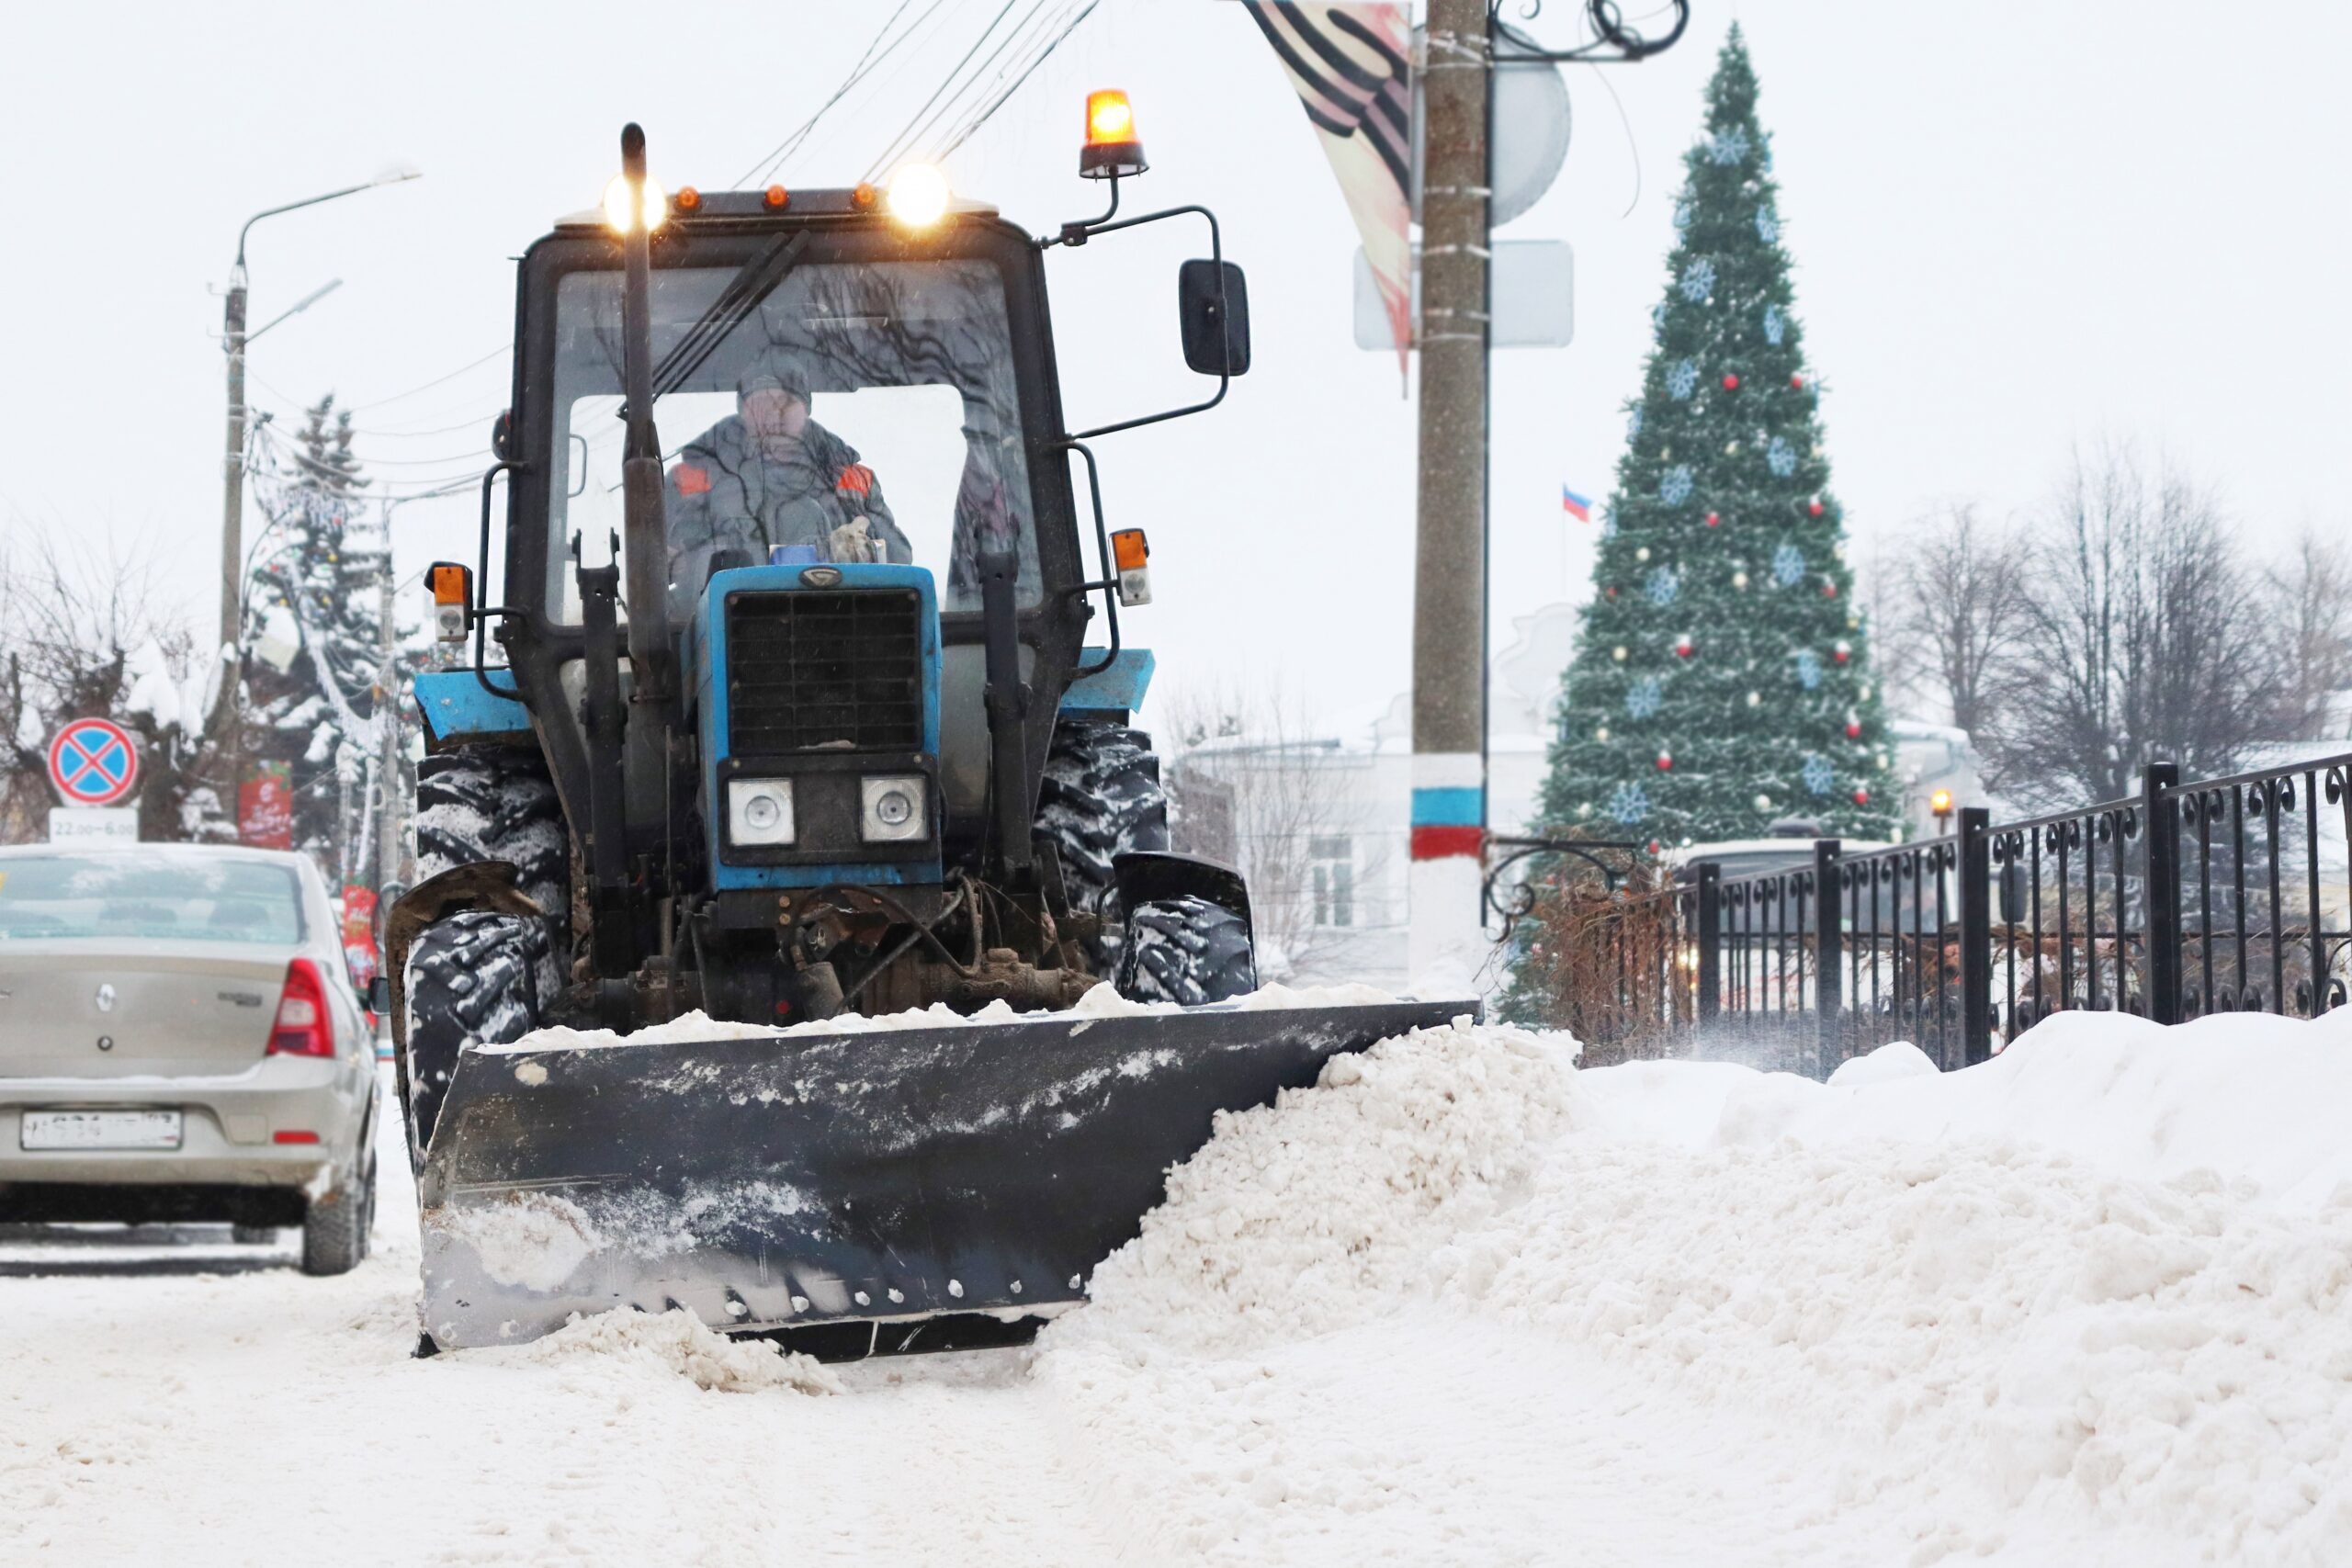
top-left (1410, 22), bottom-right (1571, 231)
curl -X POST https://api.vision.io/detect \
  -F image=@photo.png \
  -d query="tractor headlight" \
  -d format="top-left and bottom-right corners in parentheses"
top-left (728, 779), bottom-right (797, 846)
top-left (860, 776), bottom-right (926, 843)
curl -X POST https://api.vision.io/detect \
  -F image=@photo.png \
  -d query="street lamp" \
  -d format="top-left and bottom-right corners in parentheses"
top-left (217, 164), bottom-right (422, 655)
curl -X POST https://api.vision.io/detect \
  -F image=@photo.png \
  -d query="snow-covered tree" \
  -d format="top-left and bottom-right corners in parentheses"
top-left (243, 394), bottom-right (395, 879)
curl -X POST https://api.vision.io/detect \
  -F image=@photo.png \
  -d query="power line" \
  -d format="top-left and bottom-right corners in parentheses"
top-left (738, 0), bottom-right (937, 188)
top-left (345, 344), bottom-right (510, 413)
top-left (933, 0), bottom-right (1102, 163)
top-left (876, 0), bottom-right (1056, 177)
top-left (861, 0), bottom-right (1023, 184)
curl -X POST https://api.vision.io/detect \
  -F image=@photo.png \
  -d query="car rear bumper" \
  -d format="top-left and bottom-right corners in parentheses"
top-left (0, 1056), bottom-right (368, 1190)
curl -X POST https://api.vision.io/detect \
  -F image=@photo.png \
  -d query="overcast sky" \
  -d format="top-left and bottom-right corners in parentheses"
top-left (2, 2), bottom-right (2345, 742)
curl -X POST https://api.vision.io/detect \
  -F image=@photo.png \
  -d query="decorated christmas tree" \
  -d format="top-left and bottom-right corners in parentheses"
top-left (1536, 25), bottom-right (1894, 852)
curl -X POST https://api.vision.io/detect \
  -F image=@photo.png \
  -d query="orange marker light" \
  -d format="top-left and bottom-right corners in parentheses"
top-left (1111, 529), bottom-right (1148, 571)
top-left (428, 562), bottom-right (471, 643)
top-left (852, 182), bottom-right (879, 209)
top-left (1087, 90), bottom-right (1135, 145)
top-left (430, 564), bottom-right (468, 605)
top-left (763, 184), bottom-right (790, 209)
top-left (675, 185), bottom-right (703, 212)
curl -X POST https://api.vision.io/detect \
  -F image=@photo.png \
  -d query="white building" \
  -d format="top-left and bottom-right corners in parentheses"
top-left (1170, 604), bottom-right (1992, 993)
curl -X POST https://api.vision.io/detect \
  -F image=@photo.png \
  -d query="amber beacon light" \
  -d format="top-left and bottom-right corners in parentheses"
top-left (1080, 89), bottom-right (1147, 180)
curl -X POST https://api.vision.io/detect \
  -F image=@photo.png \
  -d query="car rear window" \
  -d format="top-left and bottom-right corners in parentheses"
top-left (0, 855), bottom-right (305, 944)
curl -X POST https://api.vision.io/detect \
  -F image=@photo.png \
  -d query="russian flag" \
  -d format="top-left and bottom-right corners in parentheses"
top-left (1561, 485), bottom-right (1592, 522)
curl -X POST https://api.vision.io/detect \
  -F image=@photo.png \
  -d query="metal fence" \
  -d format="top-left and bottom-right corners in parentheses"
top-left (1510, 750), bottom-right (2352, 1076)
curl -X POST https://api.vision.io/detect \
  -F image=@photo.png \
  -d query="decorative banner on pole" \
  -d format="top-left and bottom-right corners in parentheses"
top-left (1242, 1), bottom-right (1413, 372)
top-left (341, 886), bottom-right (381, 990)
top-left (239, 761), bottom-right (295, 851)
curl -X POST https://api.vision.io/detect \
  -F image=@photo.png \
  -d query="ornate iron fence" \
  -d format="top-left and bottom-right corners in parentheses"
top-left (1508, 750), bottom-right (2352, 1075)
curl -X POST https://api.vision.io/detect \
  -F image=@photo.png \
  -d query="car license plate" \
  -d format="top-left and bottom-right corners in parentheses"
top-left (19, 1110), bottom-right (184, 1151)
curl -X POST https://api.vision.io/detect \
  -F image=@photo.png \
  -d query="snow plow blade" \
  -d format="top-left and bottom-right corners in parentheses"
top-left (415, 998), bottom-right (1474, 1355)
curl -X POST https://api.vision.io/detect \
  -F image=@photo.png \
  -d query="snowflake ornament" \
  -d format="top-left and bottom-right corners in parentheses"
top-left (1609, 781), bottom-right (1649, 824)
top-left (1666, 359), bottom-right (1700, 400)
top-left (1795, 649), bottom-right (1823, 690)
top-left (1767, 436), bottom-right (1797, 478)
top-left (1708, 128), bottom-right (1750, 165)
top-left (1755, 207), bottom-right (1780, 243)
top-left (1679, 258), bottom-right (1716, 302)
top-left (1653, 302), bottom-right (1670, 332)
top-left (1762, 304), bottom-right (1786, 345)
top-left (1645, 565), bottom-right (1679, 606)
top-left (1658, 466), bottom-right (1693, 505)
top-left (1626, 675), bottom-right (1663, 719)
top-left (1772, 543), bottom-right (1806, 587)
top-left (1801, 754), bottom-right (1835, 795)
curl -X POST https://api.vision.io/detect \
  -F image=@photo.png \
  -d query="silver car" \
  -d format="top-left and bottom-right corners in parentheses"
top-left (0, 843), bottom-right (379, 1274)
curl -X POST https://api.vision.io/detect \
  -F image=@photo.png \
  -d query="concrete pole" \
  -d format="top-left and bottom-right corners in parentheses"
top-left (220, 268), bottom-right (249, 654)
top-left (1408, 0), bottom-right (1490, 998)
top-left (378, 536), bottom-right (402, 899)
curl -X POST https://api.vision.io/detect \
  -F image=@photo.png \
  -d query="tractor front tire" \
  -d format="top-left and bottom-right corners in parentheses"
top-left (415, 746), bottom-right (569, 994)
top-left (399, 911), bottom-right (549, 1167)
top-left (1035, 718), bottom-right (1170, 975)
top-left (1116, 895), bottom-right (1258, 1007)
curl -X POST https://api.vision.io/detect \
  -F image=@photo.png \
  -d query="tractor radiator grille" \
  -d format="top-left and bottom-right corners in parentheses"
top-left (727, 589), bottom-right (925, 754)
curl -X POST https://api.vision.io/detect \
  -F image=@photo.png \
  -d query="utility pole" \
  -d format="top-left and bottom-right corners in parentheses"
top-left (378, 539), bottom-right (402, 902)
top-left (219, 276), bottom-right (250, 655)
top-left (1407, 0), bottom-right (1491, 997)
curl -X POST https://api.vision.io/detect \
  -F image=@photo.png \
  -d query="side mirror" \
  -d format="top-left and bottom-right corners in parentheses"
top-left (491, 409), bottom-right (514, 462)
top-left (1179, 260), bottom-right (1250, 378)
top-left (367, 975), bottom-right (393, 1015)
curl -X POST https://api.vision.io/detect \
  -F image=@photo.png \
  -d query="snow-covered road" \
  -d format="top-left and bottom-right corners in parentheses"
top-left (6, 1009), bottom-right (2350, 1565)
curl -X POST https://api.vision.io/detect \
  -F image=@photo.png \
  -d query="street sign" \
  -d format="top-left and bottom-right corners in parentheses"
top-left (47, 717), bottom-right (140, 807)
top-left (1352, 240), bottom-right (1575, 350)
top-left (49, 807), bottom-right (139, 844)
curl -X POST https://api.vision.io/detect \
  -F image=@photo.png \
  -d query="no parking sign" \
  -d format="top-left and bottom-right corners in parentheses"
top-left (47, 717), bottom-right (140, 807)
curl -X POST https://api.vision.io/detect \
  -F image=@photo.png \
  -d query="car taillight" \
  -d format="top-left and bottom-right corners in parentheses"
top-left (268, 958), bottom-right (335, 1058)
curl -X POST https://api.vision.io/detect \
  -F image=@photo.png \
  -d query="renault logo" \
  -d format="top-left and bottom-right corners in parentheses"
top-left (95, 983), bottom-right (117, 1013)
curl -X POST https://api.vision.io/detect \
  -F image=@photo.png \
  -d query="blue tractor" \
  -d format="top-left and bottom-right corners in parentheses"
top-left (385, 114), bottom-right (1464, 1359)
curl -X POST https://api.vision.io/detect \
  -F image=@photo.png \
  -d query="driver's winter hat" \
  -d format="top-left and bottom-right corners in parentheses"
top-left (738, 367), bottom-right (810, 406)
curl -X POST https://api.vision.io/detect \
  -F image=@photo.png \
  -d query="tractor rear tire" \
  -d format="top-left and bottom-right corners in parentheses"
top-left (1116, 895), bottom-right (1258, 1007)
top-left (415, 746), bottom-right (569, 994)
top-left (1035, 718), bottom-right (1169, 975)
top-left (399, 911), bottom-right (549, 1166)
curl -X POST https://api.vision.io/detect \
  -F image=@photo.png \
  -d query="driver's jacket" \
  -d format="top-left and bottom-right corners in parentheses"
top-left (664, 414), bottom-right (912, 615)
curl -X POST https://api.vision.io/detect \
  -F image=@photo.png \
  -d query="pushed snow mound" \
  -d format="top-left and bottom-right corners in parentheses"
top-left (524, 1308), bottom-right (842, 1395)
top-left (1050, 1010), bottom-right (2352, 1564)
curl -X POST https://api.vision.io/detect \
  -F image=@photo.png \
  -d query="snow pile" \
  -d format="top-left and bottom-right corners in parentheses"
top-left (1047, 1009), bottom-right (2352, 1563)
top-left (433, 1190), bottom-right (604, 1292)
top-left (524, 1308), bottom-right (842, 1395)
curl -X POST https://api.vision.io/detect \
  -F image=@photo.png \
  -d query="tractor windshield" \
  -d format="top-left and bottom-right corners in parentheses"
top-left (547, 256), bottom-right (1040, 622)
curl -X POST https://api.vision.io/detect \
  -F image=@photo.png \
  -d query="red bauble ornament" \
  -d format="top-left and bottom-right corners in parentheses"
top-left (1705, 511), bottom-right (1721, 527)
top-left (1845, 720), bottom-right (1862, 739)
top-left (1721, 373), bottom-right (1741, 390)
top-left (1646, 840), bottom-right (1662, 855)
top-left (1674, 634), bottom-right (1694, 658)
top-left (1808, 500), bottom-right (1826, 518)
top-left (1656, 750), bottom-right (1674, 772)
top-left (1791, 373), bottom-right (1805, 389)
top-left (1832, 639), bottom-right (1852, 664)
top-left (1823, 581), bottom-right (1838, 598)
top-left (1852, 787), bottom-right (1871, 807)
top-left (1605, 585), bottom-right (1618, 598)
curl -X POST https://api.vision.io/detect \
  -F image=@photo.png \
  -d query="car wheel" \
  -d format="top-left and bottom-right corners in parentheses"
top-left (300, 1153), bottom-right (375, 1278)
top-left (230, 1224), bottom-right (277, 1245)
top-left (1116, 894), bottom-right (1258, 1006)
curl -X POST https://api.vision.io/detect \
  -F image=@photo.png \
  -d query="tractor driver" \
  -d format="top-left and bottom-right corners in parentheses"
top-left (665, 367), bottom-right (913, 611)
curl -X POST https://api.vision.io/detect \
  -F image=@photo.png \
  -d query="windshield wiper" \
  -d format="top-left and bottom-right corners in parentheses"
top-left (639, 229), bottom-right (812, 409)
